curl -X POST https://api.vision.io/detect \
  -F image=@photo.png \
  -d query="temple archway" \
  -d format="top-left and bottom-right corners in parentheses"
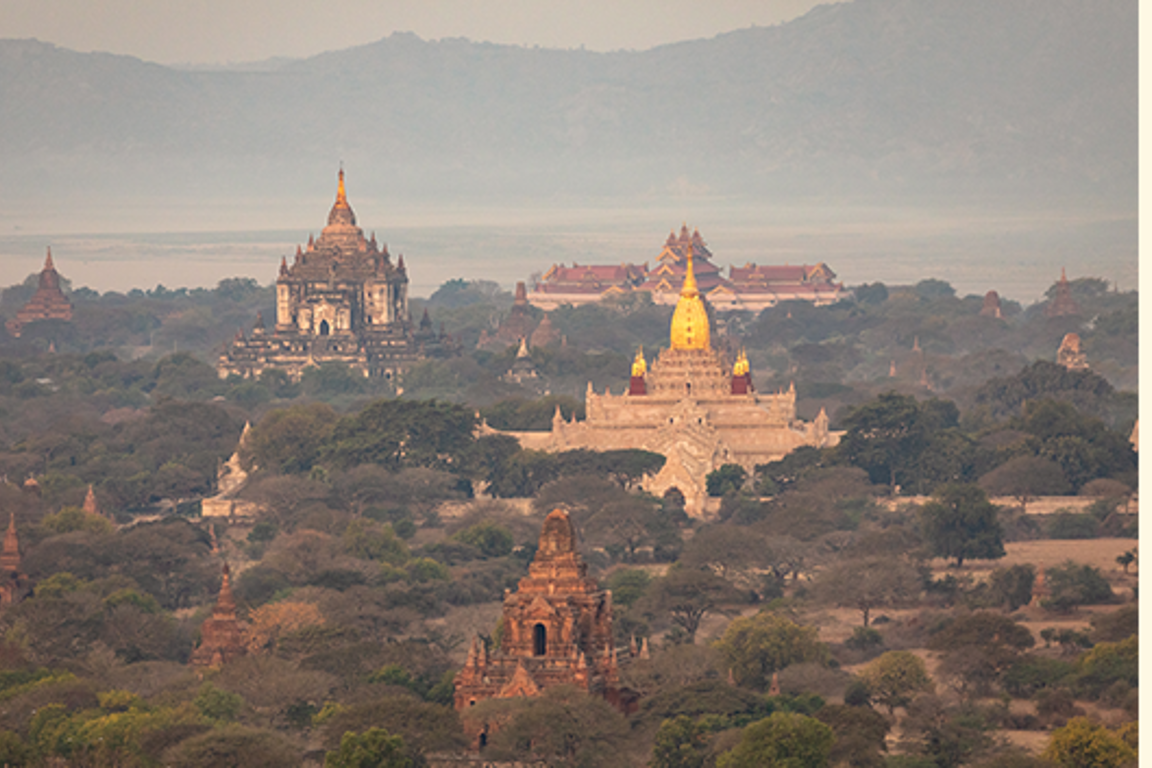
top-left (318, 319), bottom-right (330, 336)
top-left (533, 623), bottom-right (547, 656)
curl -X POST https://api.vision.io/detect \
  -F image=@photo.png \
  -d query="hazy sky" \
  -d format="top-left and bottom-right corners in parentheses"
top-left (0, 0), bottom-right (841, 65)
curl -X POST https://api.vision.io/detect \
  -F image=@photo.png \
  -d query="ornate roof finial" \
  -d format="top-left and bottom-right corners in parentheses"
top-left (336, 165), bottom-right (347, 205)
top-left (631, 346), bottom-right (647, 377)
top-left (44, 247), bottom-right (54, 271)
top-left (681, 242), bottom-right (698, 298)
top-left (669, 242), bottom-right (710, 351)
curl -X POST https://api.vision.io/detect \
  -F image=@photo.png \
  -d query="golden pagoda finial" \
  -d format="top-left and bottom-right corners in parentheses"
top-left (669, 241), bottom-right (711, 351)
top-left (681, 242), bottom-right (699, 298)
top-left (632, 346), bottom-right (647, 377)
top-left (733, 348), bottom-right (749, 376)
top-left (336, 166), bottom-right (347, 205)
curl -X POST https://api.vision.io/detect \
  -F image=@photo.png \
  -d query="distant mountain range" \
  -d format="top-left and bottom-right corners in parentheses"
top-left (0, 0), bottom-right (1135, 207)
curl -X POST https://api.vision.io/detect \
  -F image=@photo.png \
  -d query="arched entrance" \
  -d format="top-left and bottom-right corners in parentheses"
top-left (533, 623), bottom-right (547, 656)
top-left (318, 319), bottom-right (330, 336)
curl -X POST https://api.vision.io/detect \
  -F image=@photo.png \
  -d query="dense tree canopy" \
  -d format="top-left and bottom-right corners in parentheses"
top-left (920, 483), bottom-right (1005, 567)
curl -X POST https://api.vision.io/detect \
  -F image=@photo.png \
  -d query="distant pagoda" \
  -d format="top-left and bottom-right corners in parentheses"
top-left (191, 563), bottom-right (246, 667)
top-left (1045, 268), bottom-right (1082, 317)
top-left (455, 508), bottom-right (632, 749)
top-left (0, 514), bottom-right (28, 606)
top-left (217, 169), bottom-right (423, 381)
top-left (1057, 332), bottom-right (1089, 371)
top-left (5, 248), bottom-right (73, 337)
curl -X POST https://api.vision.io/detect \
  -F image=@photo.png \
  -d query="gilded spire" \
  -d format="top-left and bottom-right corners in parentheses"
top-left (336, 167), bottom-right (347, 206)
top-left (733, 348), bottom-right (749, 376)
top-left (631, 346), bottom-right (647, 377)
top-left (44, 247), bottom-right (54, 271)
top-left (681, 243), bottom-right (699, 297)
top-left (669, 243), bottom-right (711, 351)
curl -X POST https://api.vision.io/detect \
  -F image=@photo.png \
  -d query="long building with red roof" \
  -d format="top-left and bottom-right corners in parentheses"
top-left (527, 225), bottom-right (848, 311)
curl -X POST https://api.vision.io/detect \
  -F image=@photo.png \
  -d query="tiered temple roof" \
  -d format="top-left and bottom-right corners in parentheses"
top-left (504, 248), bottom-right (838, 517)
top-left (0, 514), bottom-right (27, 606)
top-left (190, 563), bottom-right (246, 667)
top-left (454, 509), bottom-right (623, 724)
top-left (6, 249), bottom-right (73, 337)
top-left (527, 225), bottom-right (848, 311)
top-left (217, 170), bottom-right (428, 380)
top-left (1046, 269), bottom-right (1082, 317)
top-left (477, 281), bottom-right (538, 350)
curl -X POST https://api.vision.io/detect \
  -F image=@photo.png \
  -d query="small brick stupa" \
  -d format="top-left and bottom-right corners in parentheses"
top-left (478, 281), bottom-right (537, 351)
top-left (0, 514), bottom-right (28, 606)
top-left (979, 290), bottom-right (1003, 319)
top-left (1045, 268), bottom-right (1081, 318)
top-left (191, 563), bottom-right (246, 667)
top-left (454, 509), bottom-right (624, 725)
top-left (6, 248), bottom-right (73, 337)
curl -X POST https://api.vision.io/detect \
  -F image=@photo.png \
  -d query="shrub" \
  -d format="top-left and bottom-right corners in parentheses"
top-left (1002, 656), bottom-right (1074, 697)
top-left (1041, 562), bottom-right (1114, 613)
top-left (1043, 717), bottom-right (1135, 768)
top-left (987, 564), bottom-right (1035, 611)
top-left (1090, 604), bottom-right (1136, 643)
top-left (1073, 636), bottom-right (1137, 697)
top-left (845, 626), bottom-right (884, 652)
top-left (1046, 513), bottom-right (1098, 540)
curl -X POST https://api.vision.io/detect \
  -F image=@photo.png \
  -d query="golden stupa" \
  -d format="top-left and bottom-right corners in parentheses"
top-left (669, 245), bottom-right (711, 351)
top-left (496, 235), bottom-right (837, 517)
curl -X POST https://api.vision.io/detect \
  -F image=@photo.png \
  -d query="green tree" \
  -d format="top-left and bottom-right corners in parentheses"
top-left (607, 569), bottom-right (652, 608)
top-left (858, 651), bottom-right (933, 714)
top-left (835, 392), bottom-right (924, 492)
top-left (987, 564), bottom-right (1036, 611)
top-left (978, 456), bottom-right (1070, 512)
top-left (920, 483), bottom-right (1005, 567)
top-left (248, 402), bottom-right (337, 474)
top-left (161, 724), bottom-right (301, 768)
top-left (1043, 717), bottom-right (1135, 768)
top-left (927, 613), bottom-right (1034, 697)
top-left (642, 569), bottom-right (744, 644)
top-left (193, 683), bottom-right (244, 722)
top-left (1074, 635), bottom-right (1137, 694)
top-left (324, 727), bottom-right (412, 768)
top-left (814, 704), bottom-right (890, 768)
top-left (815, 556), bottom-right (920, 626)
top-left (480, 685), bottom-right (632, 768)
top-left (1043, 561), bottom-right (1114, 613)
top-left (716, 712), bottom-right (835, 768)
top-left (706, 464), bottom-right (747, 497)
top-left (715, 613), bottom-right (829, 690)
top-left (453, 522), bottom-right (514, 558)
top-left (323, 399), bottom-right (477, 473)
top-left (649, 715), bottom-right (710, 768)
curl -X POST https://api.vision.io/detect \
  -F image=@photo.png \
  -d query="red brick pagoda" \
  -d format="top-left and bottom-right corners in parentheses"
top-left (454, 509), bottom-right (625, 731)
top-left (6, 248), bottom-right (73, 337)
top-left (190, 563), bottom-right (246, 667)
